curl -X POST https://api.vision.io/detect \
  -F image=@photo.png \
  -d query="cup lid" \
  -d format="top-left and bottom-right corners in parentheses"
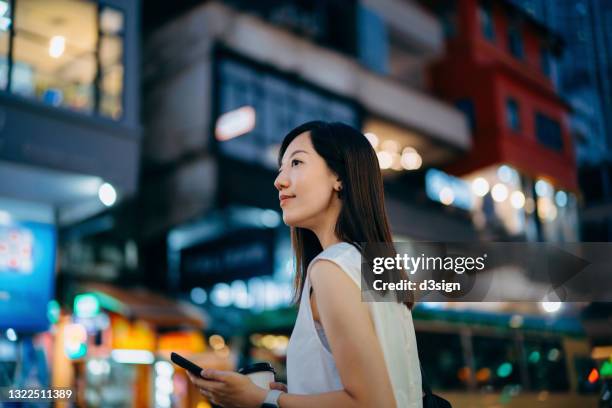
top-left (238, 362), bottom-right (276, 375)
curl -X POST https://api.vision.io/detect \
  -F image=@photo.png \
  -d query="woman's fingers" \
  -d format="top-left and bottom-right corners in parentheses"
top-left (269, 382), bottom-right (288, 392)
top-left (199, 388), bottom-right (212, 399)
top-left (201, 368), bottom-right (230, 381)
top-left (186, 372), bottom-right (222, 392)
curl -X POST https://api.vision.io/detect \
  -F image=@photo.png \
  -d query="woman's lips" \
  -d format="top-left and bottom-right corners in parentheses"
top-left (280, 196), bottom-right (294, 206)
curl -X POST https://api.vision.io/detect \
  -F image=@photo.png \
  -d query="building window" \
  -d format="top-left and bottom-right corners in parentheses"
top-left (506, 98), bottom-right (521, 132)
top-left (535, 112), bottom-right (563, 151)
top-left (479, 1), bottom-right (495, 41)
top-left (0, 0), bottom-right (10, 90)
top-left (98, 6), bottom-right (125, 120)
top-left (508, 23), bottom-right (524, 59)
top-left (540, 45), bottom-right (551, 77)
top-left (4, 0), bottom-right (125, 120)
top-left (12, 0), bottom-right (98, 111)
top-left (455, 99), bottom-right (476, 132)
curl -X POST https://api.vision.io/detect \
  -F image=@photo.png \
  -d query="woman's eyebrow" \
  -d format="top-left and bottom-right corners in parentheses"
top-left (279, 150), bottom-right (309, 169)
top-left (288, 149), bottom-right (309, 158)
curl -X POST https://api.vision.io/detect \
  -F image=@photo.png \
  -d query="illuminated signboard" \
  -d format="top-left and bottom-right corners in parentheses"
top-left (215, 54), bottom-right (360, 169)
top-left (0, 222), bottom-right (56, 332)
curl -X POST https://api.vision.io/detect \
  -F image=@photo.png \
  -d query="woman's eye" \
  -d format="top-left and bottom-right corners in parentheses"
top-left (291, 159), bottom-right (301, 166)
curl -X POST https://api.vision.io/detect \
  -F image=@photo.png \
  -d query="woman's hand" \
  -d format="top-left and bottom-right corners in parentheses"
top-left (269, 382), bottom-right (287, 392)
top-left (186, 368), bottom-right (267, 408)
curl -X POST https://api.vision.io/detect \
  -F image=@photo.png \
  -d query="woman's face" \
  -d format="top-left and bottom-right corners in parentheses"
top-left (274, 132), bottom-right (342, 229)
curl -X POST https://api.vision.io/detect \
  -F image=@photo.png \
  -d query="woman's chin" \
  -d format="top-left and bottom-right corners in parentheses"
top-left (282, 213), bottom-right (306, 228)
top-left (282, 212), bottom-right (295, 226)
top-left (283, 219), bottom-right (300, 228)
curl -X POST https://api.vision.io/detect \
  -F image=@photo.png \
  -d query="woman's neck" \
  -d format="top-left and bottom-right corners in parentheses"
top-left (311, 199), bottom-right (344, 250)
top-left (315, 231), bottom-right (343, 250)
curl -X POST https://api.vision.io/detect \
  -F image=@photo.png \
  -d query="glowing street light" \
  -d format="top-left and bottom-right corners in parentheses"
top-left (555, 190), bottom-right (568, 207)
top-left (540, 301), bottom-right (562, 313)
top-left (491, 183), bottom-right (508, 202)
top-left (6, 328), bottom-right (17, 342)
top-left (98, 182), bottom-right (117, 207)
top-left (471, 177), bottom-right (489, 197)
top-left (497, 165), bottom-right (515, 183)
top-left (535, 179), bottom-right (552, 197)
top-left (364, 132), bottom-right (379, 149)
top-left (49, 35), bottom-right (65, 58)
top-left (439, 187), bottom-right (455, 206)
top-left (400, 147), bottom-right (422, 170)
top-left (510, 191), bottom-right (525, 209)
top-left (377, 151), bottom-right (393, 169)
top-left (380, 139), bottom-right (400, 153)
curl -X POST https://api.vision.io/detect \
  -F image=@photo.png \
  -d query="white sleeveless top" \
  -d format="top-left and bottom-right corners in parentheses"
top-left (286, 242), bottom-right (423, 408)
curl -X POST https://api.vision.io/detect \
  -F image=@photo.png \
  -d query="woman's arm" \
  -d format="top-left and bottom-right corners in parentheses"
top-left (187, 259), bottom-right (397, 408)
top-left (276, 259), bottom-right (396, 408)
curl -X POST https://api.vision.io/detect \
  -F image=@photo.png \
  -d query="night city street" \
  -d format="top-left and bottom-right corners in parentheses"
top-left (1, 0), bottom-right (612, 407)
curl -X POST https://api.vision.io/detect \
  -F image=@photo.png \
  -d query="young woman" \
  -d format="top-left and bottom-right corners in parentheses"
top-left (187, 121), bottom-right (422, 407)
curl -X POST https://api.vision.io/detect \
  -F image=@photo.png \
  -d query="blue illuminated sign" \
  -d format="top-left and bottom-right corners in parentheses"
top-left (0, 221), bottom-right (56, 332)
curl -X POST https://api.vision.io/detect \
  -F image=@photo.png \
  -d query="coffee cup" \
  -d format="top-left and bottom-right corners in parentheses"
top-left (238, 362), bottom-right (276, 389)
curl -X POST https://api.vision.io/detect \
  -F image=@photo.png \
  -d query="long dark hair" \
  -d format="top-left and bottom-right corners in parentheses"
top-left (278, 121), bottom-right (414, 310)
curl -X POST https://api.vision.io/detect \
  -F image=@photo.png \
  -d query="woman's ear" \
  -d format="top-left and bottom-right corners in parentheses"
top-left (335, 180), bottom-right (343, 192)
top-left (335, 180), bottom-right (343, 198)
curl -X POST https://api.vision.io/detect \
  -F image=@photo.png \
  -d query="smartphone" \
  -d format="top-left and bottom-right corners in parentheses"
top-left (170, 352), bottom-right (204, 377)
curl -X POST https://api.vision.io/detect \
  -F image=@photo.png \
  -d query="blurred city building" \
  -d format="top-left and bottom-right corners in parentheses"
top-left (421, 0), bottom-right (579, 243)
top-left (0, 0), bottom-right (140, 227)
top-left (417, 0), bottom-right (604, 404)
top-left (493, 4), bottom-right (612, 399)
top-left (0, 0), bottom-right (151, 407)
top-left (508, 0), bottom-right (612, 241)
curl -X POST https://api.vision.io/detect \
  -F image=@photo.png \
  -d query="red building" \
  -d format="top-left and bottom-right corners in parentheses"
top-left (421, 0), bottom-right (579, 241)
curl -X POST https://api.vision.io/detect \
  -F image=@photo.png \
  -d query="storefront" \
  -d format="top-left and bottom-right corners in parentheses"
top-left (412, 302), bottom-right (599, 406)
top-left (52, 283), bottom-right (230, 408)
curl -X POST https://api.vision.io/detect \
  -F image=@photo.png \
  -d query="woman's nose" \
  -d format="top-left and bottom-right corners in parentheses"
top-left (274, 172), bottom-right (289, 191)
